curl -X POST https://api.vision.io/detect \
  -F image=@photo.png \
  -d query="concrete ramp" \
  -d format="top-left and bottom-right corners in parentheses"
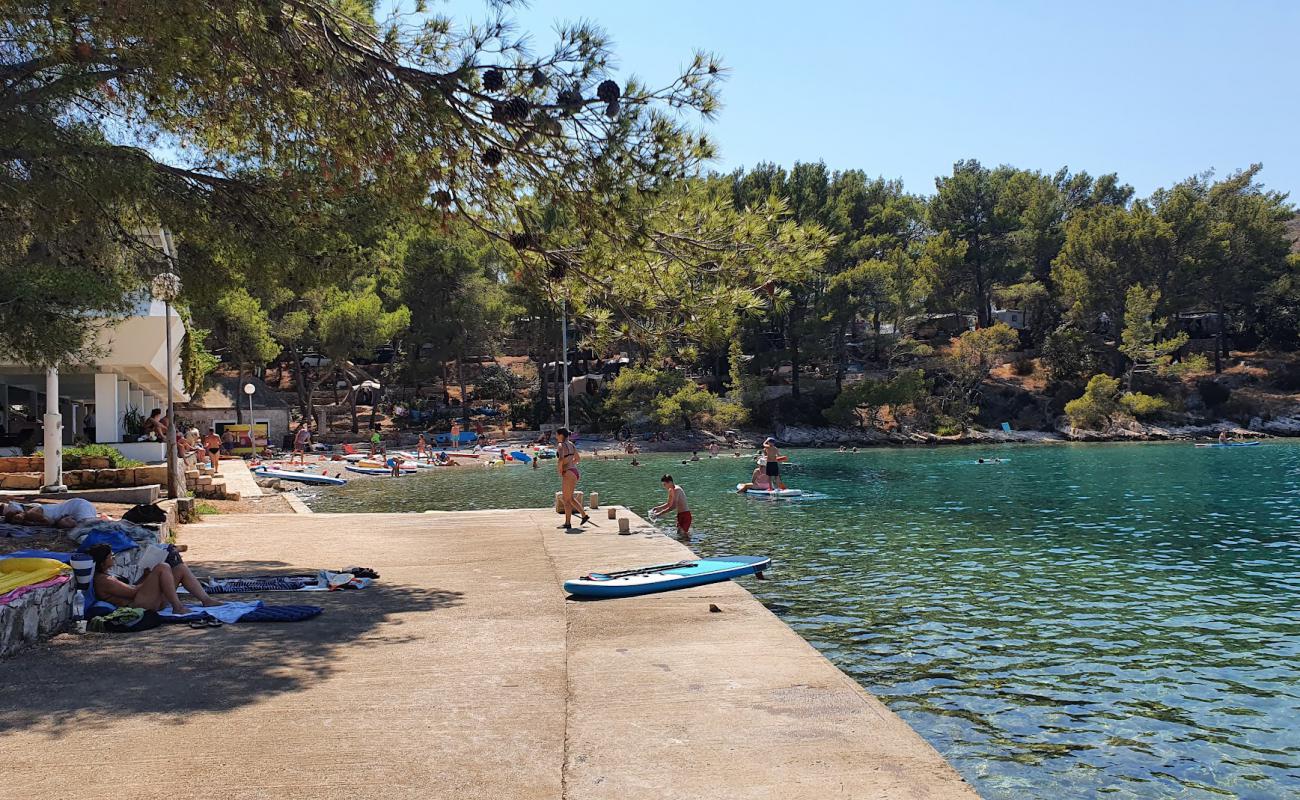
top-left (0, 509), bottom-right (977, 799)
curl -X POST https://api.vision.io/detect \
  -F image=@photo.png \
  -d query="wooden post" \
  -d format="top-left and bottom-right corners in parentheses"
top-left (606, 507), bottom-right (617, 519)
top-left (589, 491), bottom-right (599, 509)
top-left (617, 517), bottom-right (631, 534)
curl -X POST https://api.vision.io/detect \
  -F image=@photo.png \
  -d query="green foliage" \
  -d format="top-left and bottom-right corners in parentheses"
top-left (712, 398), bottom-right (750, 429)
top-left (1119, 284), bottom-right (1188, 380)
top-left (827, 370), bottom-right (929, 429)
top-left (55, 444), bottom-right (143, 469)
top-left (122, 407), bottom-right (146, 437)
top-left (653, 383), bottom-right (717, 430)
top-left (476, 364), bottom-right (528, 403)
top-left (1119, 392), bottom-right (1169, 419)
top-left (1065, 374), bottom-right (1121, 429)
top-left (1041, 326), bottom-right (1100, 384)
top-left (180, 319), bottom-right (221, 396)
top-left (606, 367), bottom-right (687, 424)
top-left (317, 290), bottom-right (410, 364)
top-left (215, 288), bottom-right (281, 369)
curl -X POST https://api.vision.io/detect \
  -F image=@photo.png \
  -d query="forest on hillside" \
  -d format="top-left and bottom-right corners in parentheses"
top-left (4, 2), bottom-right (1299, 438)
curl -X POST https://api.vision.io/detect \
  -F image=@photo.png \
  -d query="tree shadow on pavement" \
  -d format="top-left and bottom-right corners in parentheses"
top-left (0, 559), bottom-right (463, 736)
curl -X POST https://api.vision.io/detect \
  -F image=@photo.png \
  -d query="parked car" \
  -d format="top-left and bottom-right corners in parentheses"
top-left (301, 354), bottom-right (332, 368)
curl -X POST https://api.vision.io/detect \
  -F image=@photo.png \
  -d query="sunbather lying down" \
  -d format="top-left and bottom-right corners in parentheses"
top-left (87, 543), bottom-right (223, 615)
top-left (2, 497), bottom-right (102, 528)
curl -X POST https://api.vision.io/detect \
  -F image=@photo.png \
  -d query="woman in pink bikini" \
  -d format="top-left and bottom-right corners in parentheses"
top-left (555, 428), bottom-right (592, 530)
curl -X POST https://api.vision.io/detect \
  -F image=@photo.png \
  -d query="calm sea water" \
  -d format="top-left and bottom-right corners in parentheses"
top-left (308, 442), bottom-right (1300, 799)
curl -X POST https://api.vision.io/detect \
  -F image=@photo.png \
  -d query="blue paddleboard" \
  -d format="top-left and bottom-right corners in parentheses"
top-left (563, 555), bottom-right (770, 599)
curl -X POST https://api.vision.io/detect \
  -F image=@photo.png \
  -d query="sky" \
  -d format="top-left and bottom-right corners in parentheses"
top-left (431, 1), bottom-right (1300, 199)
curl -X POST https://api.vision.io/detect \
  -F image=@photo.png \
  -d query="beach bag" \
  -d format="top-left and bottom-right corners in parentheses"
top-left (122, 503), bottom-right (167, 526)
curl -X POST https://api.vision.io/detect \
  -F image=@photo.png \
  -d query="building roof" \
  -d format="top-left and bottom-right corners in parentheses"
top-left (183, 375), bottom-right (289, 410)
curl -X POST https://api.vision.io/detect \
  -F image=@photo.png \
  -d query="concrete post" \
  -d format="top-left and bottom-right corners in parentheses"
top-left (116, 379), bottom-right (131, 434)
top-left (95, 373), bottom-right (120, 443)
top-left (129, 387), bottom-right (145, 419)
top-left (41, 367), bottom-right (66, 493)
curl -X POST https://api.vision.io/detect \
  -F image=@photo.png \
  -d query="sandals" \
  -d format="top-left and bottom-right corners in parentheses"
top-left (580, 515), bottom-right (597, 526)
top-left (188, 616), bottom-right (223, 629)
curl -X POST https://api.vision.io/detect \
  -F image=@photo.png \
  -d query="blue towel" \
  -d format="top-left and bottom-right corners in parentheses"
top-left (78, 529), bottom-right (140, 553)
top-left (239, 604), bottom-right (322, 623)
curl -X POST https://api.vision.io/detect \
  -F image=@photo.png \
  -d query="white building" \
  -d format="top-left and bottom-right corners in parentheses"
top-left (0, 230), bottom-right (189, 482)
top-left (993, 309), bottom-right (1028, 330)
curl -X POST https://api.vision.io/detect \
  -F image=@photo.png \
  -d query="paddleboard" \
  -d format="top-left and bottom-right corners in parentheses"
top-left (355, 459), bottom-right (418, 471)
top-left (253, 466), bottom-right (347, 486)
top-left (563, 555), bottom-right (771, 599)
top-left (345, 465), bottom-right (407, 476)
top-left (1195, 441), bottom-right (1261, 448)
top-left (736, 483), bottom-right (803, 497)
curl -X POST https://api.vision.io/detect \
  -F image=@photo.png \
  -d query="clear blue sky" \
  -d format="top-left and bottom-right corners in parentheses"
top-left (434, 1), bottom-right (1300, 199)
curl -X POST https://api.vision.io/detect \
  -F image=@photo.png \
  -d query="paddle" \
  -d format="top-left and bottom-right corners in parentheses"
top-left (585, 559), bottom-right (697, 581)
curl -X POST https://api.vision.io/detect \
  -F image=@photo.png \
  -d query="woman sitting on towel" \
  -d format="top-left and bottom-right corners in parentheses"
top-left (87, 543), bottom-right (223, 615)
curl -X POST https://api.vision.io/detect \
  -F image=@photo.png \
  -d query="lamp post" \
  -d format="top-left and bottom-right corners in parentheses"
top-left (151, 271), bottom-right (182, 499)
top-left (561, 298), bottom-right (570, 430)
top-left (243, 382), bottom-right (256, 446)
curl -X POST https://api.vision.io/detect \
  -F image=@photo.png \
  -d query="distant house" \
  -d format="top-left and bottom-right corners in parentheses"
top-left (179, 375), bottom-right (291, 445)
top-left (912, 313), bottom-right (974, 340)
top-left (993, 309), bottom-right (1028, 330)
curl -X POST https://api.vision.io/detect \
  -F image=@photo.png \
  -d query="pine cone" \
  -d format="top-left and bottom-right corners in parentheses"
top-left (483, 68), bottom-right (504, 92)
top-left (480, 147), bottom-right (503, 168)
top-left (432, 190), bottom-right (453, 207)
top-left (509, 231), bottom-right (539, 250)
top-left (596, 80), bottom-right (620, 102)
top-left (530, 69), bottom-right (547, 88)
top-left (504, 96), bottom-right (530, 122)
top-left (604, 100), bottom-right (620, 118)
top-left (490, 103), bottom-right (510, 124)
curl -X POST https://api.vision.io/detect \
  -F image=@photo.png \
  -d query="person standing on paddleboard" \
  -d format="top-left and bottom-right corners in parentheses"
top-left (762, 437), bottom-right (788, 491)
top-left (651, 474), bottom-right (691, 539)
top-left (556, 428), bottom-right (592, 530)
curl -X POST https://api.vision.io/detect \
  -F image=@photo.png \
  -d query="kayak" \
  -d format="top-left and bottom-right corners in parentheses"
top-left (563, 555), bottom-right (771, 599)
top-left (737, 483), bottom-right (803, 497)
top-left (1195, 441), bottom-right (1261, 448)
top-left (344, 465), bottom-right (408, 476)
top-left (253, 466), bottom-right (347, 486)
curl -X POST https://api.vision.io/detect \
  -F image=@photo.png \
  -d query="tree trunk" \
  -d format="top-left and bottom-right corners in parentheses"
top-left (235, 369), bottom-right (245, 425)
top-left (872, 309), bottom-right (883, 361)
top-left (834, 318), bottom-right (848, 395)
top-left (457, 356), bottom-right (468, 425)
top-left (349, 377), bottom-right (359, 433)
top-left (288, 344), bottom-right (312, 430)
top-left (1214, 299), bottom-right (1226, 373)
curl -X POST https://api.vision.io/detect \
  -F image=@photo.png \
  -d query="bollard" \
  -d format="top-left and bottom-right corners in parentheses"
top-left (589, 491), bottom-right (599, 509)
top-left (606, 507), bottom-right (617, 519)
top-left (554, 491), bottom-right (563, 513)
top-left (618, 517), bottom-right (631, 534)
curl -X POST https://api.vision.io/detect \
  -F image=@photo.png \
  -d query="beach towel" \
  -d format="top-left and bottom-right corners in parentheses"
top-left (67, 519), bottom-right (160, 548)
top-left (0, 574), bottom-right (70, 606)
top-left (197, 571), bottom-right (374, 594)
top-left (77, 529), bottom-right (140, 554)
top-left (239, 604), bottom-right (322, 623)
top-left (0, 557), bottom-right (70, 595)
top-left (158, 601), bottom-right (264, 624)
top-left (0, 522), bottom-right (38, 539)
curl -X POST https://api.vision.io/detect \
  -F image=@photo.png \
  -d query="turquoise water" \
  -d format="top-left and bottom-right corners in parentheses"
top-left (308, 443), bottom-right (1300, 799)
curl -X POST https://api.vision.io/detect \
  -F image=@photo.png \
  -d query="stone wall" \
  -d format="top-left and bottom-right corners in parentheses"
top-left (0, 464), bottom-right (169, 490)
top-left (0, 548), bottom-right (142, 659)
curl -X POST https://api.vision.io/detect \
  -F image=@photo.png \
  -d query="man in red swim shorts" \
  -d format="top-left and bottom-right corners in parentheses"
top-left (651, 474), bottom-right (692, 539)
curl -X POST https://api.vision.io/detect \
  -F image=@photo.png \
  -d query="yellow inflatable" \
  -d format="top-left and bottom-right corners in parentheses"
top-left (0, 558), bottom-right (71, 595)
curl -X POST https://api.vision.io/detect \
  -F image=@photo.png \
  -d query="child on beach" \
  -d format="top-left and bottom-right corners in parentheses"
top-left (651, 474), bottom-right (691, 539)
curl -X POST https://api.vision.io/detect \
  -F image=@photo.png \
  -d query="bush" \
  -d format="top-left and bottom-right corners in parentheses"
top-left (1065, 374), bottom-right (1121, 429)
top-left (1119, 392), bottom-right (1169, 419)
top-left (933, 417), bottom-right (964, 436)
top-left (1197, 379), bottom-right (1231, 408)
top-left (1042, 326), bottom-right (1100, 385)
top-left (1013, 357), bottom-right (1036, 377)
top-left (46, 444), bottom-right (144, 469)
top-left (711, 399), bottom-right (750, 429)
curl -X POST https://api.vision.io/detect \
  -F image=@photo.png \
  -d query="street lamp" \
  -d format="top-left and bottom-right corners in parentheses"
top-left (243, 382), bottom-right (256, 440)
top-left (150, 270), bottom-right (182, 500)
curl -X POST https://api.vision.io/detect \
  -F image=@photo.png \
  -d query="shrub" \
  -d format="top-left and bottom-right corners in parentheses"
top-left (1197, 379), bottom-right (1231, 408)
top-left (1120, 392), bottom-right (1169, 419)
top-left (42, 444), bottom-right (144, 469)
top-left (1013, 357), bottom-right (1036, 377)
top-left (933, 417), bottom-right (964, 436)
top-left (1065, 374), bottom-right (1121, 429)
top-left (1042, 326), bottom-right (1100, 385)
top-left (711, 399), bottom-right (750, 430)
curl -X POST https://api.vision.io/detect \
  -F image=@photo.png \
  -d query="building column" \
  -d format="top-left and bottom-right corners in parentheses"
top-left (94, 373), bottom-right (119, 443)
top-left (41, 367), bottom-right (66, 493)
top-left (129, 386), bottom-right (145, 419)
top-left (116, 379), bottom-right (131, 434)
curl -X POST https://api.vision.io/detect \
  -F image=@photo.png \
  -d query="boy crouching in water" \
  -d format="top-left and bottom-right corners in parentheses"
top-left (651, 474), bottom-right (692, 539)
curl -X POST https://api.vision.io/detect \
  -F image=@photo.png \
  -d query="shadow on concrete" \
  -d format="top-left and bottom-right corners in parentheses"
top-left (0, 558), bottom-right (462, 736)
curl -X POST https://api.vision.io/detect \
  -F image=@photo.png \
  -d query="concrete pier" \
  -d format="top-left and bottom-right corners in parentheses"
top-left (0, 509), bottom-right (978, 799)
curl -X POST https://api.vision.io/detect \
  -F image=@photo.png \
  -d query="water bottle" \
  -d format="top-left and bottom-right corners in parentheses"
top-left (72, 589), bottom-right (87, 634)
